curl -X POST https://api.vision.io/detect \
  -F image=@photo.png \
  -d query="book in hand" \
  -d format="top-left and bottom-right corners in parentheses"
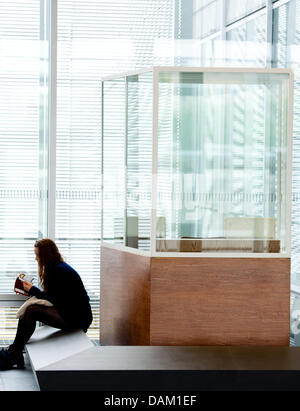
top-left (14, 273), bottom-right (35, 296)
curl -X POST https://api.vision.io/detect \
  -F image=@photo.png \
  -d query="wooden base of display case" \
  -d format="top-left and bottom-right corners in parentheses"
top-left (100, 244), bottom-right (290, 346)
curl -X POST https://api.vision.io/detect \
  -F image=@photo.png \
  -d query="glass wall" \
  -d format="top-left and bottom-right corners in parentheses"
top-left (0, 0), bottom-right (176, 342)
top-left (1, 0), bottom-right (298, 343)
top-left (184, 0), bottom-right (300, 344)
top-left (269, 0), bottom-right (300, 345)
top-left (0, 0), bottom-right (49, 339)
top-left (102, 78), bottom-right (126, 246)
top-left (126, 72), bottom-right (153, 250)
top-left (56, 0), bottom-right (176, 338)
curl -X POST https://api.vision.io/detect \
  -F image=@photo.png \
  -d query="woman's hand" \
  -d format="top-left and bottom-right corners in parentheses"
top-left (23, 281), bottom-right (33, 293)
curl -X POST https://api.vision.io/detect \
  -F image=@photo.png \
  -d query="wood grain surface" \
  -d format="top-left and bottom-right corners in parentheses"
top-left (100, 246), bottom-right (290, 346)
top-left (100, 246), bottom-right (151, 345)
top-left (150, 257), bottom-right (290, 346)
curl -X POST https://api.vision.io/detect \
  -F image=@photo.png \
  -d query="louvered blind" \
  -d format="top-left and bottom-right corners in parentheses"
top-left (0, 306), bottom-right (20, 341)
top-left (0, 1), bottom-right (44, 294)
top-left (56, 0), bottom-right (175, 340)
top-left (276, 1), bottom-right (300, 290)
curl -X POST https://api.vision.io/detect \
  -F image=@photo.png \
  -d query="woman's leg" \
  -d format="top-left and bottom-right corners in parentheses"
top-left (11, 305), bottom-right (71, 353)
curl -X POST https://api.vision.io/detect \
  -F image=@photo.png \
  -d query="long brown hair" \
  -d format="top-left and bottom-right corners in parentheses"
top-left (34, 238), bottom-right (64, 289)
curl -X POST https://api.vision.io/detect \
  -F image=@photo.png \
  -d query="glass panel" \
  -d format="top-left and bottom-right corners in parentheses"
top-left (226, 13), bottom-right (267, 67)
top-left (126, 72), bottom-right (153, 250)
top-left (193, 0), bottom-right (221, 39)
top-left (102, 78), bottom-right (125, 245)
top-left (272, 1), bottom-right (300, 292)
top-left (0, 0), bottom-right (49, 294)
top-left (226, 0), bottom-right (266, 25)
top-left (156, 70), bottom-right (290, 253)
top-left (272, 5), bottom-right (288, 68)
top-left (57, 0), bottom-right (175, 342)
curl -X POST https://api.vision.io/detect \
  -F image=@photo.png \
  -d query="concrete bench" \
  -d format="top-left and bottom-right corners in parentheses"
top-left (25, 325), bottom-right (93, 390)
top-left (26, 329), bottom-right (300, 391)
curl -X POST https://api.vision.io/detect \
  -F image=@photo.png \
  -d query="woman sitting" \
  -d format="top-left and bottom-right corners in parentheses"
top-left (0, 238), bottom-right (93, 370)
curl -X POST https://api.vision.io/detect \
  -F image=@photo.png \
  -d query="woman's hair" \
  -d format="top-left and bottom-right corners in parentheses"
top-left (34, 238), bottom-right (64, 289)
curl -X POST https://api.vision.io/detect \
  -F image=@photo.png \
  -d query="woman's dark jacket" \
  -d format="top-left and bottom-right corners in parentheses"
top-left (28, 262), bottom-right (93, 332)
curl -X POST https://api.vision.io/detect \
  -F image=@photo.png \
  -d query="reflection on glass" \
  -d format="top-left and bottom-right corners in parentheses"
top-left (102, 68), bottom-right (291, 254)
top-left (193, 0), bottom-right (221, 39)
top-left (157, 71), bottom-right (289, 253)
top-left (226, 13), bottom-right (266, 68)
top-left (102, 73), bottom-right (153, 250)
top-left (126, 73), bottom-right (152, 250)
top-left (102, 78), bottom-right (125, 245)
top-left (226, 0), bottom-right (266, 25)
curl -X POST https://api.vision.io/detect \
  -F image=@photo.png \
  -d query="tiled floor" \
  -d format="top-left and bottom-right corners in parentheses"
top-left (0, 352), bottom-right (39, 391)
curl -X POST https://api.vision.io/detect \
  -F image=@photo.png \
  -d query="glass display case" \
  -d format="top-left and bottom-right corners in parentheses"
top-left (100, 67), bottom-right (293, 347)
top-left (102, 67), bottom-right (293, 256)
